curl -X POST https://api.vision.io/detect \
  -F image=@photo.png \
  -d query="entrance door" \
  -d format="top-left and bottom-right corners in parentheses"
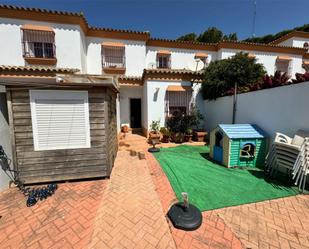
top-left (130, 98), bottom-right (141, 128)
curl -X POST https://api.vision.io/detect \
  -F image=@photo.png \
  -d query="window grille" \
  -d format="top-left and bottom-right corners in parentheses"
top-left (22, 30), bottom-right (55, 58)
top-left (102, 46), bottom-right (125, 68)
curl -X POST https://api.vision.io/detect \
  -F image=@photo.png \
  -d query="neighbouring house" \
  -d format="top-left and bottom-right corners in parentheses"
top-left (0, 5), bottom-right (309, 186)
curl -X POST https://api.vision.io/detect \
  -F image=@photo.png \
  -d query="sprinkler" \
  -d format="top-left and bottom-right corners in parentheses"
top-left (148, 140), bottom-right (160, 153)
top-left (167, 192), bottom-right (202, 231)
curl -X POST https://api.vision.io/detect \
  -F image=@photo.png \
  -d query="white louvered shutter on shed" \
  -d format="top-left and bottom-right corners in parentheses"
top-left (30, 90), bottom-right (91, 151)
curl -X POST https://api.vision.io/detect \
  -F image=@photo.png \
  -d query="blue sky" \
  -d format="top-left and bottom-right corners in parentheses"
top-left (1, 0), bottom-right (309, 40)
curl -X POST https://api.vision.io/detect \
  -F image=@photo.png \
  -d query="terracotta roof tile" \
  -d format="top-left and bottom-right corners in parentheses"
top-left (118, 75), bottom-right (143, 86)
top-left (0, 4), bottom-right (150, 40)
top-left (0, 65), bottom-right (79, 73)
top-left (269, 31), bottom-right (309, 45)
top-left (143, 69), bottom-right (204, 75)
top-left (0, 4), bottom-right (307, 53)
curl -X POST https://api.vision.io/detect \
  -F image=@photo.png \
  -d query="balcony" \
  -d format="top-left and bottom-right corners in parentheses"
top-left (102, 45), bottom-right (126, 74)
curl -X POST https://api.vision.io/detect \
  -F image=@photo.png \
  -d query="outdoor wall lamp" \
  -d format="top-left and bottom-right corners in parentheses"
top-left (153, 87), bottom-right (160, 101)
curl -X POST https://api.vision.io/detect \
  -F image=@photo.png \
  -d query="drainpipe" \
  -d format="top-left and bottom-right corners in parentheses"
top-left (232, 82), bottom-right (237, 124)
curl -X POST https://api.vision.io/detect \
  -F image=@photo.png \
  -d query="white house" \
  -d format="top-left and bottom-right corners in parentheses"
top-left (0, 4), bottom-right (308, 138)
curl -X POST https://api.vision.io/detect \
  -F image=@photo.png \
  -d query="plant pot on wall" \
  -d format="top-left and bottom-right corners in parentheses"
top-left (193, 130), bottom-right (208, 142)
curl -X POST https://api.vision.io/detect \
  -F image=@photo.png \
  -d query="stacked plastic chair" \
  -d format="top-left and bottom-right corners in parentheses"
top-left (292, 138), bottom-right (309, 192)
top-left (266, 130), bottom-right (309, 192)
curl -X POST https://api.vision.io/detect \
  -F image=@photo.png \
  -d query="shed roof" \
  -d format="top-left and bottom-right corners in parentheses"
top-left (218, 124), bottom-right (267, 139)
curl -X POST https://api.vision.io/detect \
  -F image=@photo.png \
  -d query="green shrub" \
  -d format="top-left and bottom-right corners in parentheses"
top-left (201, 52), bottom-right (266, 100)
top-left (166, 109), bottom-right (203, 134)
top-left (149, 120), bottom-right (160, 133)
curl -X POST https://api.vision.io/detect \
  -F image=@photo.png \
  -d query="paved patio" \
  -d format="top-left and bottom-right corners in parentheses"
top-left (0, 180), bottom-right (106, 249)
top-left (0, 132), bottom-right (308, 249)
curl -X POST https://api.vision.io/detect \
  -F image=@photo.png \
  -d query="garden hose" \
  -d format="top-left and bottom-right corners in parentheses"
top-left (0, 146), bottom-right (58, 207)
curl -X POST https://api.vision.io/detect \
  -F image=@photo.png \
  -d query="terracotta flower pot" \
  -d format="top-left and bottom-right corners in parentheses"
top-left (149, 132), bottom-right (161, 144)
top-left (193, 131), bottom-right (208, 142)
top-left (122, 125), bottom-right (129, 133)
top-left (184, 134), bottom-right (193, 142)
top-left (161, 135), bottom-right (170, 143)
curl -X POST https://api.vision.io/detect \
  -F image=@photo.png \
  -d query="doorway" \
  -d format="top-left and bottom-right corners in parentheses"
top-left (130, 98), bottom-right (141, 128)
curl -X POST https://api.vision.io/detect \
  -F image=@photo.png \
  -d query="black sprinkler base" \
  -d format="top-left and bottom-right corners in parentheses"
top-left (148, 147), bottom-right (160, 153)
top-left (167, 203), bottom-right (202, 231)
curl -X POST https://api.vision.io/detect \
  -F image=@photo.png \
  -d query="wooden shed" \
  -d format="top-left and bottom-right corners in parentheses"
top-left (209, 124), bottom-right (268, 168)
top-left (1, 67), bottom-right (118, 184)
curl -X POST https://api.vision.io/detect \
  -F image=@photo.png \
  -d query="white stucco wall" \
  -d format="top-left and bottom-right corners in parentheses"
top-left (279, 37), bottom-right (309, 48)
top-left (86, 37), bottom-right (146, 76)
top-left (146, 47), bottom-right (216, 69)
top-left (203, 81), bottom-right (309, 138)
top-left (119, 86), bottom-right (143, 127)
top-left (0, 18), bottom-right (86, 72)
top-left (0, 91), bottom-right (11, 191)
top-left (145, 80), bottom-right (202, 129)
top-left (218, 48), bottom-right (305, 76)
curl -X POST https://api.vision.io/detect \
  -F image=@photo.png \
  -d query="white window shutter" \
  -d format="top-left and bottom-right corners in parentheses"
top-left (30, 90), bottom-right (91, 151)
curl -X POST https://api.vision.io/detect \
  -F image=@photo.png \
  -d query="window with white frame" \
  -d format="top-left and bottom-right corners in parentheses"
top-left (22, 29), bottom-right (56, 59)
top-left (30, 90), bottom-right (91, 151)
top-left (157, 54), bottom-right (171, 69)
top-left (165, 90), bottom-right (192, 117)
top-left (102, 45), bottom-right (125, 68)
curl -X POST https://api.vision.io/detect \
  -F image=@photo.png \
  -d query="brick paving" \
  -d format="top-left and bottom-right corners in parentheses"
top-left (126, 133), bottom-right (309, 249)
top-left (87, 149), bottom-right (176, 249)
top-left (1, 132), bottom-right (308, 249)
top-left (219, 195), bottom-right (309, 249)
top-left (146, 145), bottom-right (243, 249)
top-left (0, 180), bottom-right (106, 249)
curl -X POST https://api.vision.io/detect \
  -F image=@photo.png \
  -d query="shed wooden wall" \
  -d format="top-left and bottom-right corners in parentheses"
top-left (9, 87), bottom-right (117, 184)
top-left (105, 88), bottom-right (118, 175)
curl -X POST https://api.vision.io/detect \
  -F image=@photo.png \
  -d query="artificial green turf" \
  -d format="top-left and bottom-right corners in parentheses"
top-left (154, 145), bottom-right (299, 211)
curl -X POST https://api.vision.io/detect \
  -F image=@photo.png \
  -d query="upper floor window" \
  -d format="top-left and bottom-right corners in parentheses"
top-left (195, 53), bottom-right (208, 69)
top-left (157, 51), bottom-right (171, 69)
top-left (21, 25), bottom-right (56, 60)
top-left (102, 42), bottom-right (126, 70)
top-left (275, 56), bottom-right (292, 76)
top-left (303, 42), bottom-right (309, 49)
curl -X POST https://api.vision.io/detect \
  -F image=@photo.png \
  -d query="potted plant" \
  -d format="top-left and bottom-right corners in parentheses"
top-left (187, 108), bottom-right (207, 142)
top-left (166, 111), bottom-right (185, 143)
top-left (173, 132), bottom-right (185, 143)
top-left (160, 127), bottom-right (171, 143)
top-left (148, 120), bottom-right (161, 143)
top-left (184, 128), bottom-right (193, 142)
top-left (122, 124), bottom-right (129, 133)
